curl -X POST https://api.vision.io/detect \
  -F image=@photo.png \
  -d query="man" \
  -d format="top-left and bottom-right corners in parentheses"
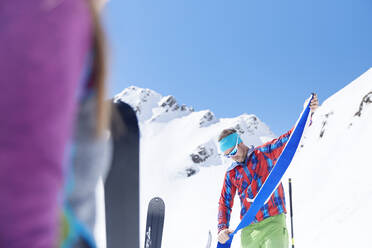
top-left (217, 94), bottom-right (318, 248)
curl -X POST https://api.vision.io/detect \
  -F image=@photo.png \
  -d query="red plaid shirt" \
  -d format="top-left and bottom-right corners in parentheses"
top-left (218, 128), bottom-right (293, 232)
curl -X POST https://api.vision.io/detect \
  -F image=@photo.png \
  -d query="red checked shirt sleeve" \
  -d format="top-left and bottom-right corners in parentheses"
top-left (259, 127), bottom-right (294, 160)
top-left (251, 128), bottom-right (295, 199)
top-left (217, 169), bottom-right (237, 233)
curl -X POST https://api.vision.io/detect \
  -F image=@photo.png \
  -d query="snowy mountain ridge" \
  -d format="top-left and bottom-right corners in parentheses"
top-left (114, 86), bottom-right (276, 177)
top-left (114, 86), bottom-right (194, 123)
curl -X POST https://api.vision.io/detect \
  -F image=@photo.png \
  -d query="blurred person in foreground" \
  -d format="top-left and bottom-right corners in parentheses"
top-left (217, 95), bottom-right (318, 248)
top-left (0, 0), bottom-right (111, 247)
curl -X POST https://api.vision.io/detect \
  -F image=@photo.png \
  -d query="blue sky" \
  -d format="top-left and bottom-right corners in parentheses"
top-left (103, 0), bottom-right (372, 135)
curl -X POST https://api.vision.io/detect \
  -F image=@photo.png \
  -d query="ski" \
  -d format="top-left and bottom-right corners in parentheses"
top-left (105, 100), bottom-right (140, 248)
top-left (144, 197), bottom-right (165, 248)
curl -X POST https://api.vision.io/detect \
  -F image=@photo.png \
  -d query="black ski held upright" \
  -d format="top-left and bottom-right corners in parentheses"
top-left (105, 100), bottom-right (140, 248)
top-left (144, 197), bottom-right (165, 248)
top-left (288, 178), bottom-right (295, 248)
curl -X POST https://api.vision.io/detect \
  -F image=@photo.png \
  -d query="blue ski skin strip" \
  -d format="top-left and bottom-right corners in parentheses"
top-left (216, 94), bottom-right (314, 248)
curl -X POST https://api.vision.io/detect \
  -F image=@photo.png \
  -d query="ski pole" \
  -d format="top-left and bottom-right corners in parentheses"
top-left (288, 178), bottom-right (295, 248)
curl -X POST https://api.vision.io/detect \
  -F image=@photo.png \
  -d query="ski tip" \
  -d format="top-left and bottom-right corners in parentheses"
top-left (149, 197), bottom-right (165, 204)
top-left (148, 197), bottom-right (165, 213)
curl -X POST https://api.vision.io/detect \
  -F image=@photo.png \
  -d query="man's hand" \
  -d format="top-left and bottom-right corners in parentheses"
top-left (303, 93), bottom-right (319, 112)
top-left (310, 93), bottom-right (319, 113)
top-left (217, 228), bottom-right (234, 244)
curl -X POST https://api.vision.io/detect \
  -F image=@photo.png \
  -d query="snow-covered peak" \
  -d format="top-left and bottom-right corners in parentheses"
top-left (114, 86), bottom-right (162, 122)
top-left (114, 86), bottom-right (194, 123)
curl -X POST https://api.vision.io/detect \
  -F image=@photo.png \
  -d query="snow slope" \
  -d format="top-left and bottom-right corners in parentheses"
top-left (285, 68), bottom-right (372, 247)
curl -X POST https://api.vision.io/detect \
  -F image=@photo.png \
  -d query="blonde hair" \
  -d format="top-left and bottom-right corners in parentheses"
top-left (86, 0), bottom-right (109, 136)
top-left (218, 128), bottom-right (237, 142)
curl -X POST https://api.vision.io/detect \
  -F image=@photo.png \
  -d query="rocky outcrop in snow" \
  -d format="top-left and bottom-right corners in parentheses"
top-left (354, 91), bottom-right (372, 117)
top-left (189, 140), bottom-right (219, 166)
top-left (115, 87), bottom-right (194, 123)
top-left (150, 96), bottom-right (194, 123)
top-left (114, 86), bottom-right (161, 122)
top-left (199, 110), bottom-right (217, 128)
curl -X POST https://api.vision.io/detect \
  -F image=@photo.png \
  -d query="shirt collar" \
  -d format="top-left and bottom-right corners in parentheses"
top-left (226, 145), bottom-right (255, 171)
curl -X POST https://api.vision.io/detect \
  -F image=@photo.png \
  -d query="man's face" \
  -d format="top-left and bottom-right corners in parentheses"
top-left (224, 142), bottom-right (245, 162)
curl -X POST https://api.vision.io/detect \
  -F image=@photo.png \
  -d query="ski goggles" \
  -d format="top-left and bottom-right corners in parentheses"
top-left (219, 132), bottom-right (242, 158)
